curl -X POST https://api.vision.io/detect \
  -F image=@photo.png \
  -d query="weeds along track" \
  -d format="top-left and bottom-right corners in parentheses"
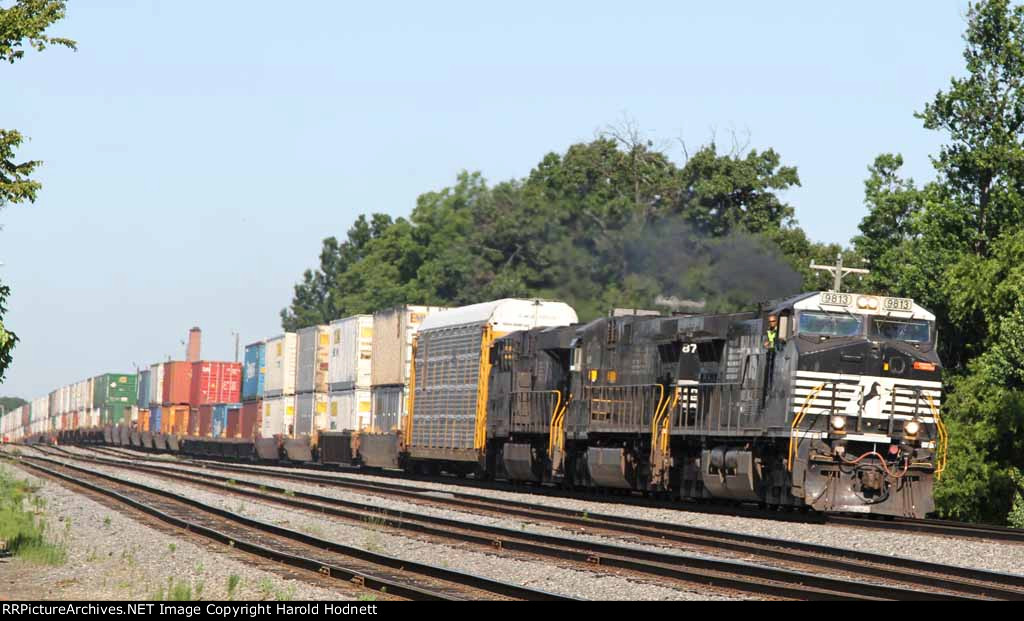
top-left (1, 452), bottom-right (573, 601)
top-left (36, 446), bottom-right (1024, 601)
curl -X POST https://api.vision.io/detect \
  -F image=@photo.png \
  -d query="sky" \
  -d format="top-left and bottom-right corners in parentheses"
top-left (1, 0), bottom-right (971, 399)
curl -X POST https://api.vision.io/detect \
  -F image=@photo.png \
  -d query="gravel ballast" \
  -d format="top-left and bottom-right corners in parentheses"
top-left (0, 459), bottom-right (357, 601)
top-left (33, 450), bottom-right (737, 600)
top-left (61, 445), bottom-right (1024, 577)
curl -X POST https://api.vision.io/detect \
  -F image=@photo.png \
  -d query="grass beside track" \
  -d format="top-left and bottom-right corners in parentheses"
top-left (0, 464), bottom-right (68, 566)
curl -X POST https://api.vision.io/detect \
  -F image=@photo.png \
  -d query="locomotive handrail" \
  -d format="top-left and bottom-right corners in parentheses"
top-left (924, 394), bottom-right (948, 479)
top-left (547, 392), bottom-right (569, 455)
top-left (648, 386), bottom-right (674, 455)
top-left (788, 383), bottom-right (826, 472)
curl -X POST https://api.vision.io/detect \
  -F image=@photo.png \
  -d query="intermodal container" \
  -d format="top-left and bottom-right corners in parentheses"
top-left (328, 315), bottom-right (374, 391)
top-left (150, 363), bottom-right (165, 406)
top-left (294, 392), bottom-right (328, 436)
top-left (242, 341), bottom-right (266, 401)
top-left (163, 404), bottom-right (190, 434)
top-left (328, 389), bottom-right (372, 432)
top-left (240, 400), bottom-right (260, 439)
top-left (211, 404), bottom-right (237, 438)
top-left (149, 406), bottom-right (163, 434)
top-left (162, 361), bottom-right (192, 405)
top-left (138, 409), bottom-right (150, 432)
top-left (94, 373), bottom-right (138, 408)
top-left (265, 333), bottom-right (298, 397)
top-left (296, 326), bottom-right (330, 394)
top-left (100, 404), bottom-right (129, 425)
top-left (137, 370), bottom-right (151, 408)
top-left (371, 305), bottom-right (447, 386)
top-left (196, 405), bottom-right (213, 436)
top-left (190, 361), bottom-right (242, 405)
top-left (260, 396), bottom-right (294, 437)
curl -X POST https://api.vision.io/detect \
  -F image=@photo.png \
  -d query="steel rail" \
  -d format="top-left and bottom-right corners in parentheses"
top-left (34, 447), bottom-right (999, 601)
top-left (3, 453), bottom-right (572, 601)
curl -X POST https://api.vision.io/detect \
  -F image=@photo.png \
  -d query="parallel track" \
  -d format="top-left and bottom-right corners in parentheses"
top-left (1, 452), bottom-right (572, 601)
top-left (40, 446), bottom-right (1024, 601)
top-left (89, 443), bottom-right (1024, 544)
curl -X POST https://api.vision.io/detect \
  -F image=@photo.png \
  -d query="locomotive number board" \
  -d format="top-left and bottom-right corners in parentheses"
top-left (820, 292), bottom-right (852, 306)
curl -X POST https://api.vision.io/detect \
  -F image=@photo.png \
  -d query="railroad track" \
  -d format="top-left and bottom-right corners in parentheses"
top-left (0, 452), bottom-right (572, 602)
top-left (35, 446), bottom-right (1023, 601)
top-left (87, 443), bottom-right (1024, 545)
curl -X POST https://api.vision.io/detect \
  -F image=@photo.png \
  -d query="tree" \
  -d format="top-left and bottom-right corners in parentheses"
top-left (0, 0), bottom-right (75, 381)
top-left (285, 130), bottom-right (817, 328)
top-left (856, 0), bottom-right (1024, 523)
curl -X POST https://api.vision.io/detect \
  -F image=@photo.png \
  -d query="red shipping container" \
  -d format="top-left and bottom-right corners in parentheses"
top-left (188, 406), bottom-right (200, 436)
top-left (241, 400), bottom-right (261, 439)
top-left (71, 412), bottom-right (78, 430)
top-left (190, 361), bottom-right (242, 405)
top-left (163, 361), bottom-right (193, 405)
top-left (227, 406), bottom-right (240, 438)
top-left (197, 404), bottom-right (214, 437)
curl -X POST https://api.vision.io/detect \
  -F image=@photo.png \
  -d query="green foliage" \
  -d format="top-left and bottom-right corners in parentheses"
top-left (284, 126), bottom-right (819, 326)
top-left (856, 0), bottom-right (1024, 524)
top-left (0, 395), bottom-right (27, 413)
top-left (0, 468), bottom-right (67, 565)
top-left (1, 1), bottom-right (75, 381)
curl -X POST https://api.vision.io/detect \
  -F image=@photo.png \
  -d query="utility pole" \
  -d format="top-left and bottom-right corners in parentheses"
top-left (810, 254), bottom-right (870, 293)
top-left (232, 331), bottom-right (240, 363)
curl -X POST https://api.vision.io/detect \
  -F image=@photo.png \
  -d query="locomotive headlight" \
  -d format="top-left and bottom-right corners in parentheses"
top-left (857, 296), bottom-right (880, 310)
top-left (830, 415), bottom-right (847, 432)
top-left (904, 419), bottom-right (921, 437)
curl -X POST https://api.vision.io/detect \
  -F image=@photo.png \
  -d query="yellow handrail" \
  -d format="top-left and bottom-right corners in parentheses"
top-left (546, 391), bottom-right (566, 455)
top-left (924, 393), bottom-right (948, 479)
top-left (648, 384), bottom-right (669, 453)
top-left (788, 383), bottom-right (826, 472)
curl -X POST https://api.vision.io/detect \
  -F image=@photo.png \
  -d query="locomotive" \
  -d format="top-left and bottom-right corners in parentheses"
top-left (397, 293), bottom-right (945, 518)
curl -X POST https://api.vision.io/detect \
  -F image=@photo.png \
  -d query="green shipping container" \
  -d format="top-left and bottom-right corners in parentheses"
top-left (93, 373), bottom-right (139, 409)
top-left (100, 404), bottom-right (130, 425)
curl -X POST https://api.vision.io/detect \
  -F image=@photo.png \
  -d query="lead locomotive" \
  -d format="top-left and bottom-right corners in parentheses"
top-left (486, 292), bottom-right (944, 518)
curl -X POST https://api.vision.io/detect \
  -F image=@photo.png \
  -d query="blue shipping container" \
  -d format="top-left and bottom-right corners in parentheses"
top-left (211, 403), bottom-right (239, 438)
top-left (242, 342), bottom-right (265, 401)
top-left (149, 406), bottom-right (162, 433)
top-left (137, 369), bottom-right (151, 408)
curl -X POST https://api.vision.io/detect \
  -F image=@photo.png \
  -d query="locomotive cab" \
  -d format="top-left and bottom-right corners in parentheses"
top-left (779, 292), bottom-right (945, 516)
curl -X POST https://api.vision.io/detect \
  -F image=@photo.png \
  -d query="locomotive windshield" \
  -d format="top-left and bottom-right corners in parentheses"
top-left (798, 311), bottom-right (863, 337)
top-left (870, 318), bottom-right (931, 343)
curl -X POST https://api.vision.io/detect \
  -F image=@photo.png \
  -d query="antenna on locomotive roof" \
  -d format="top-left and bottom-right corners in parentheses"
top-left (810, 254), bottom-right (869, 293)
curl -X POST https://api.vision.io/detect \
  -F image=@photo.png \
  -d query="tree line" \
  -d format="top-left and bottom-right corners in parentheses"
top-left (285, 1), bottom-right (1024, 525)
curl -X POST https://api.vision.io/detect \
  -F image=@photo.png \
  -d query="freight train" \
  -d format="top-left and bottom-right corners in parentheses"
top-left (2, 292), bottom-right (947, 518)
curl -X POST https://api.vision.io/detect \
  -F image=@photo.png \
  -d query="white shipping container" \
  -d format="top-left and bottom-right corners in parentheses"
top-left (260, 395), bottom-right (295, 437)
top-left (150, 363), bottom-right (165, 406)
top-left (294, 392), bottom-right (329, 436)
top-left (296, 326), bottom-right (330, 394)
top-left (328, 389), bottom-right (373, 432)
top-left (371, 305), bottom-right (448, 387)
top-left (265, 333), bottom-right (298, 397)
top-left (328, 315), bottom-right (373, 391)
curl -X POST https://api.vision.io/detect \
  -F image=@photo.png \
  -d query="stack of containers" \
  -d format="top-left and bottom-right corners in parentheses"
top-left (327, 315), bottom-right (374, 432)
top-left (240, 341), bottom-right (265, 439)
top-left (84, 377), bottom-right (96, 428)
top-left (294, 325), bottom-right (329, 438)
top-left (33, 397), bottom-right (48, 434)
top-left (262, 333), bottom-right (297, 437)
top-left (93, 373), bottom-right (138, 425)
top-left (137, 369), bottom-right (151, 429)
top-left (47, 390), bottom-right (58, 432)
top-left (161, 361), bottom-right (192, 434)
top-left (149, 362), bottom-right (165, 435)
top-left (190, 361), bottom-right (241, 436)
top-left (370, 306), bottom-right (447, 433)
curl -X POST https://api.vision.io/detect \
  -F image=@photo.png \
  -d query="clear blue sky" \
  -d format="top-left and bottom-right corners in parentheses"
top-left (1, 1), bottom-right (970, 399)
